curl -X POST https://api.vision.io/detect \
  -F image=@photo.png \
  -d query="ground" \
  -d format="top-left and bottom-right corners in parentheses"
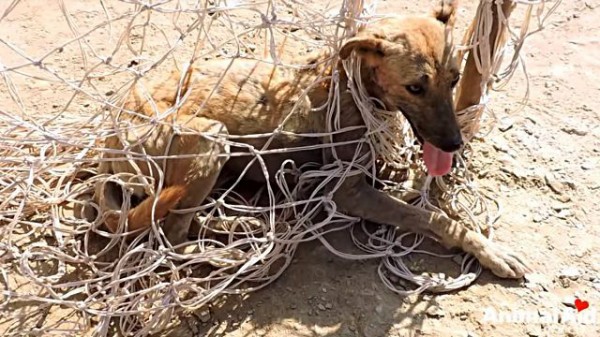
top-left (0, 0), bottom-right (599, 337)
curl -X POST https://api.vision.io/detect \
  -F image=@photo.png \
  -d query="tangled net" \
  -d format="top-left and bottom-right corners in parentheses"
top-left (0, 0), bottom-right (560, 336)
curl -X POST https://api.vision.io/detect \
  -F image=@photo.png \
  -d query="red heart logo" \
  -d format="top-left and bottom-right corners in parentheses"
top-left (575, 299), bottom-right (589, 312)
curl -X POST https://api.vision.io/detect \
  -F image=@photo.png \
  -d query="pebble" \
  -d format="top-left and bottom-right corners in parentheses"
top-left (198, 309), bottom-right (211, 323)
top-left (498, 117), bottom-right (514, 132)
top-left (560, 126), bottom-right (588, 136)
top-left (325, 303), bottom-right (333, 310)
top-left (527, 326), bottom-right (543, 337)
top-left (555, 209), bottom-right (573, 219)
top-left (425, 306), bottom-right (446, 318)
top-left (559, 267), bottom-right (581, 280)
top-left (545, 173), bottom-right (567, 195)
top-left (559, 278), bottom-right (571, 288)
top-left (317, 304), bottom-right (326, 311)
top-left (557, 194), bottom-right (571, 203)
top-left (581, 161), bottom-right (595, 170)
top-left (533, 213), bottom-right (549, 223)
top-left (562, 296), bottom-right (577, 308)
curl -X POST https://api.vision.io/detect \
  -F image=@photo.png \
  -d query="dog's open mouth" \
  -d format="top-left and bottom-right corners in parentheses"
top-left (403, 118), bottom-right (454, 177)
top-left (422, 142), bottom-right (453, 176)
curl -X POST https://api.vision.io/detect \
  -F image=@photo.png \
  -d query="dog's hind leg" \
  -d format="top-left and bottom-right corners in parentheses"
top-left (161, 116), bottom-right (230, 249)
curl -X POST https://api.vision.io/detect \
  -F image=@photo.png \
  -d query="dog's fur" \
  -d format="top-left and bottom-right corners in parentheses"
top-left (95, 0), bottom-right (529, 278)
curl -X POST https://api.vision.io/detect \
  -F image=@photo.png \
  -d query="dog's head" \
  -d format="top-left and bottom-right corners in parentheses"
top-left (340, 1), bottom-right (462, 175)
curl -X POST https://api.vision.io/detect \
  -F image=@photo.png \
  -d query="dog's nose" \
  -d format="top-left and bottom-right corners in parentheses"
top-left (439, 134), bottom-right (463, 152)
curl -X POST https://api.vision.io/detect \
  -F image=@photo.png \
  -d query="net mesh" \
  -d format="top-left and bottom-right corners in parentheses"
top-left (0, 0), bottom-right (560, 336)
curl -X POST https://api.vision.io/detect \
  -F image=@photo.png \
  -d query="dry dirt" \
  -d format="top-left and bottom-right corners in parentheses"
top-left (1, 1), bottom-right (599, 337)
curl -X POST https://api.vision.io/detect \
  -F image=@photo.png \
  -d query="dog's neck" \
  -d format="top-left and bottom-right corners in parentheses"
top-left (298, 51), bottom-right (385, 112)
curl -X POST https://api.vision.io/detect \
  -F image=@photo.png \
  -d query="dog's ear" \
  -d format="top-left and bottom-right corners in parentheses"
top-left (433, 0), bottom-right (458, 26)
top-left (339, 36), bottom-right (389, 60)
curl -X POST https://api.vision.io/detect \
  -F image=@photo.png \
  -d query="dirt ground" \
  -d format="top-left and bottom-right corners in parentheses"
top-left (1, 0), bottom-right (599, 337)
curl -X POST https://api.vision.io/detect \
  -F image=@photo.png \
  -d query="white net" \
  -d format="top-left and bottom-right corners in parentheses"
top-left (0, 0), bottom-right (560, 336)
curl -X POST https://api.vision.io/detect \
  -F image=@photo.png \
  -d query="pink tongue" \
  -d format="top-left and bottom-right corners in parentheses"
top-left (423, 142), bottom-right (454, 176)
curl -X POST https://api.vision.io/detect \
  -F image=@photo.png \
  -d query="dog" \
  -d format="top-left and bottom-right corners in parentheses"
top-left (93, 0), bottom-right (529, 279)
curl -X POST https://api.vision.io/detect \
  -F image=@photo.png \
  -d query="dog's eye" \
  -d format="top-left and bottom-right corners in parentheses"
top-left (451, 76), bottom-right (460, 88)
top-left (406, 84), bottom-right (424, 95)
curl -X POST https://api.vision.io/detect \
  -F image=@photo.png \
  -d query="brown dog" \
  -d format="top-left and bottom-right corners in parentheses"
top-left (95, 0), bottom-right (529, 279)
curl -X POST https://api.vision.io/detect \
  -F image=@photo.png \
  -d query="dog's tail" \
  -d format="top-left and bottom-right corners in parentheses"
top-left (105, 185), bottom-right (186, 236)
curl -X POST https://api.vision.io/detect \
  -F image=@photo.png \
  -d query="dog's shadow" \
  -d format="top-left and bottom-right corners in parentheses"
top-left (159, 229), bottom-right (455, 337)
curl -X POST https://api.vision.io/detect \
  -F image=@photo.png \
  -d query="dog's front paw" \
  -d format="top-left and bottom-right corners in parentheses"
top-left (476, 241), bottom-right (531, 279)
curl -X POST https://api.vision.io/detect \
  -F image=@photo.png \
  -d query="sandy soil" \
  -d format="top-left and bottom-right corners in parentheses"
top-left (1, 0), bottom-right (599, 337)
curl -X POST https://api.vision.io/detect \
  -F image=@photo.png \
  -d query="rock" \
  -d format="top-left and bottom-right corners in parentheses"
top-left (425, 306), bottom-right (446, 318)
top-left (559, 278), bottom-right (571, 288)
top-left (533, 213), bottom-right (549, 223)
top-left (562, 296), bottom-right (577, 308)
top-left (492, 138), bottom-right (510, 153)
top-left (555, 209), bottom-right (573, 219)
top-left (198, 309), bottom-right (211, 323)
top-left (498, 117), bottom-right (514, 132)
top-left (325, 303), bottom-right (333, 310)
top-left (557, 195), bottom-right (571, 203)
top-left (559, 267), bottom-right (581, 280)
top-left (561, 126), bottom-right (588, 136)
top-left (552, 203), bottom-right (570, 211)
top-left (527, 326), bottom-right (543, 337)
top-left (581, 161), bottom-right (595, 170)
top-left (525, 273), bottom-right (551, 291)
top-left (545, 173), bottom-right (567, 194)
top-left (317, 304), bottom-right (326, 311)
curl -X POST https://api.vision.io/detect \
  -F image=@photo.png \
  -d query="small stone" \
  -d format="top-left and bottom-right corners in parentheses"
top-left (557, 195), bottom-right (571, 203)
top-left (425, 306), bottom-right (446, 318)
top-left (105, 90), bottom-right (115, 96)
top-left (498, 117), bottom-right (514, 132)
top-left (545, 173), bottom-right (567, 195)
top-left (289, 304), bottom-right (297, 310)
top-left (325, 303), bottom-right (333, 310)
top-left (247, 309), bottom-right (254, 315)
top-left (492, 138), bottom-right (510, 153)
top-left (555, 209), bottom-right (573, 219)
top-left (581, 161), bottom-right (595, 170)
top-left (559, 278), bottom-right (571, 288)
top-left (533, 213), bottom-right (549, 223)
top-left (322, 287), bottom-right (327, 293)
top-left (562, 296), bottom-right (577, 308)
top-left (552, 203), bottom-right (570, 211)
top-left (558, 267), bottom-right (581, 280)
top-left (198, 309), bottom-right (211, 323)
top-left (527, 326), bottom-right (543, 337)
top-left (256, 328), bottom-right (267, 336)
top-left (561, 126), bottom-right (588, 136)
top-left (317, 304), bottom-right (326, 311)
top-left (459, 313), bottom-right (468, 321)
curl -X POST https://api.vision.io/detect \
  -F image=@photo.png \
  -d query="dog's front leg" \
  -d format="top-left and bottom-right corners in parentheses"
top-left (332, 175), bottom-right (530, 279)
